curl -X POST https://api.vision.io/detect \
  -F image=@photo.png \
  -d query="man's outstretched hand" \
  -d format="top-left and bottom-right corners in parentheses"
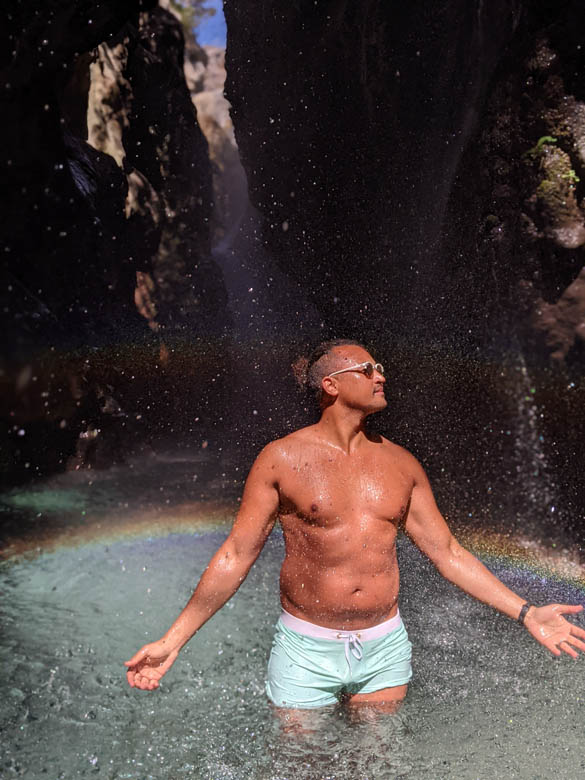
top-left (525, 604), bottom-right (585, 658)
top-left (125, 640), bottom-right (180, 690)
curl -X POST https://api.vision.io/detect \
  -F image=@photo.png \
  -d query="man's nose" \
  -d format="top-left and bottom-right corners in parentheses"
top-left (375, 370), bottom-right (385, 383)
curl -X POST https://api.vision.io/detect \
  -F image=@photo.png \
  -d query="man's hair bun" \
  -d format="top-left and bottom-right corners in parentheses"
top-left (291, 356), bottom-right (310, 390)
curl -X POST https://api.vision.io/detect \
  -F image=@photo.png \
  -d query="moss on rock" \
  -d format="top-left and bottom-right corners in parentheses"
top-left (530, 146), bottom-right (585, 249)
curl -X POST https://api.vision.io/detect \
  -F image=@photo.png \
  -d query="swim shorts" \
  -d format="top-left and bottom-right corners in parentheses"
top-left (265, 609), bottom-right (412, 709)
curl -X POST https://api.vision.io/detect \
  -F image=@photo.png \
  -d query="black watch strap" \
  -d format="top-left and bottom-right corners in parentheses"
top-left (517, 603), bottom-right (533, 624)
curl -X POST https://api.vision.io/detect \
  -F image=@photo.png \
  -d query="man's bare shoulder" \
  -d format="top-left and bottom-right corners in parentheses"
top-left (377, 435), bottom-right (425, 475)
top-left (258, 425), bottom-right (320, 461)
top-left (253, 425), bottom-right (319, 466)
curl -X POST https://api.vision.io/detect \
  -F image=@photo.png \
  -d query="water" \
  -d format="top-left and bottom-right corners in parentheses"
top-left (1, 520), bottom-right (584, 779)
top-left (511, 352), bottom-right (555, 514)
top-left (0, 451), bottom-right (242, 556)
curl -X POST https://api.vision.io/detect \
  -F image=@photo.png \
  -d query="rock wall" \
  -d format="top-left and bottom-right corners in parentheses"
top-left (0, 1), bottom-right (228, 481)
top-left (447, 14), bottom-right (585, 369)
top-left (442, 1), bottom-right (585, 537)
top-left (223, 0), bottom-right (521, 338)
top-left (223, 0), bottom-right (585, 544)
top-left (189, 46), bottom-right (250, 247)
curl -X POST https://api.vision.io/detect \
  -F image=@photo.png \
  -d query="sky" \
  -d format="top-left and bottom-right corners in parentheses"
top-left (196, 0), bottom-right (226, 47)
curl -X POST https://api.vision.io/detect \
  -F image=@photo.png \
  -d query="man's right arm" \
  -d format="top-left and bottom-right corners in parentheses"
top-left (403, 452), bottom-right (585, 657)
top-left (125, 443), bottom-right (281, 690)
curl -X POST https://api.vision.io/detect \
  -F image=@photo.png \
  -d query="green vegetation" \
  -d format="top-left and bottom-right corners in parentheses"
top-left (525, 135), bottom-right (558, 159)
top-left (535, 135), bottom-right (557, 151)
top-left (525, 136), bottom-right (580, 191)
top-left (561, 168), bottom-right (580, 185)
top-left (169, 0), bottom-right (216, 34)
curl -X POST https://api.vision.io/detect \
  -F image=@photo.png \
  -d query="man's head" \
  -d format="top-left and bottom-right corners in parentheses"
top-left (293, 339), bottom-right (386, 413)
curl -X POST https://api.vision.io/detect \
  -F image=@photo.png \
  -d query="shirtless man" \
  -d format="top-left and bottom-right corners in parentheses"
top-left (125, 339), bottom-right (585, 710)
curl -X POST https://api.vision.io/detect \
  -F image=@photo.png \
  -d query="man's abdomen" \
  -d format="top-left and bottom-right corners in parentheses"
top-left (279, 557), bottom-right (400, 631)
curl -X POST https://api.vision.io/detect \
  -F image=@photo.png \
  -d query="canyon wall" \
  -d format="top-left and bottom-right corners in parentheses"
top-left (223, 0), bottom-right (585, 543)
top-left (1, 0), bottom-right (228, 479)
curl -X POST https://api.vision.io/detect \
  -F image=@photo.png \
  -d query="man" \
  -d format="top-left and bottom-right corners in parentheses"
top-left (125, 339), bottom-right (585, 711)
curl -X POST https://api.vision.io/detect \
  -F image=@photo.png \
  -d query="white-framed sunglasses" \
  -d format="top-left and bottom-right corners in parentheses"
top-left (327, 361), bottom-right (385, 379)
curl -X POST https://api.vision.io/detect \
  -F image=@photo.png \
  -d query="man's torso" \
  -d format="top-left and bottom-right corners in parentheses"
top-left (271, 427), bottom-right (415, 630)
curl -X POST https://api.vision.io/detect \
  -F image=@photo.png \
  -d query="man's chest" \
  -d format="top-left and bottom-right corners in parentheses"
top-left (278, 452), bottom-right (413, 523)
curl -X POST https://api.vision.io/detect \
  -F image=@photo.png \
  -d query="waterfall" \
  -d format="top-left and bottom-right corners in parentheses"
top-left (511, 351), bottom-right (556, 525)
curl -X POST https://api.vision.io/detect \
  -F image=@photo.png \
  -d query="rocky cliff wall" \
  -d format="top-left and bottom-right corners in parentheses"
top-left (223, 0), bottom-right (521, 338)
top-left (189, 46), bottom-right (250, 248)
top-left (442, 1), bottom-right (585, 538)
top-left (1, 1), bottom-right (229, 481)
top-left (223, 0), bottom-right (585, 545)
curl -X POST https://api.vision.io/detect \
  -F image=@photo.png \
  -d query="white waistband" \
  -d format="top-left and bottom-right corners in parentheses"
top-left (280, 608), bottom-right (402, 642)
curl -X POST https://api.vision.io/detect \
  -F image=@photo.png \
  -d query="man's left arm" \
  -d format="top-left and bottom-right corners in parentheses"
top-left (403, 457), bottom-right (585, 658)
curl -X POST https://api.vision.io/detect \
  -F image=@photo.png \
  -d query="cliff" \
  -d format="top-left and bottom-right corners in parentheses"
top-left (223, 0), bottom-right (585, 542)
top-left (1, 0), bottom-right (228, 479)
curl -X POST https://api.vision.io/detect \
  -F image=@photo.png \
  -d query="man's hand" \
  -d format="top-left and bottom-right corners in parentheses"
top-left (524, 604), bottom-right (585, 658)
top-left (125, 640), bottom-right (180, 690)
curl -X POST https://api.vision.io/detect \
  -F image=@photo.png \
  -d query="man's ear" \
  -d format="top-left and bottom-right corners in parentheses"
top-left (321, 376), bottom-right (338, 399)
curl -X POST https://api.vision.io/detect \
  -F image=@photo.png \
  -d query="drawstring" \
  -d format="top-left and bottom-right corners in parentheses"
top-left (336, 633), bottom-right (364, 666)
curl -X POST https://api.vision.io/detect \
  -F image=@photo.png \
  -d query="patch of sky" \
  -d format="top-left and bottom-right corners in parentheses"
top-left (195, 0), bottom-right (226, 46)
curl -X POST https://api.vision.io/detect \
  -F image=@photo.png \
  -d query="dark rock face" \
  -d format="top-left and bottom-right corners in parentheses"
top-left (2, 1), bottom-right (226, 350)
top-left (446, 11), bottom-right (585, 366)
top-left (224, 0), bottom-right (520, 339)
top-left (441, 3), bottom-right (585, 531)
top-left (223, 0), bottom-right (585, 360)
top-left (1, 1), bottom-right (228, 481)
top-left (223, 0), bottom-right (585, 543)
top-left (124, 7), bottom-right (226, 332)
top-left (2, 1), bottom-right (151, 356)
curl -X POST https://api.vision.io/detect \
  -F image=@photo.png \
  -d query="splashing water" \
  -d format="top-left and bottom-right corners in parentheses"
top-left (1, 516), bottom-right (584, 779)
top-left (512, 352), bottom-right (556, 513)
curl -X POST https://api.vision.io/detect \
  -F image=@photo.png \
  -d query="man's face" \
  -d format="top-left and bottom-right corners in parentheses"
top-left (323, 346), bottom-right (387, 412)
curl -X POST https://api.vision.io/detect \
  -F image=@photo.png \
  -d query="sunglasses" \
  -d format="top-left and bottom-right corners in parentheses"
top-left (327, 361), bottom-right (385, 378)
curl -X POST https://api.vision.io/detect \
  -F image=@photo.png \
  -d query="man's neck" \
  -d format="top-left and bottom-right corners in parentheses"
top-left (316, 405), bottom-right (369, 454)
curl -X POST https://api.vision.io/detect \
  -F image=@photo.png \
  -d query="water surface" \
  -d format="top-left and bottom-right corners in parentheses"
top-left (2, 524), bottom-right (584, 780)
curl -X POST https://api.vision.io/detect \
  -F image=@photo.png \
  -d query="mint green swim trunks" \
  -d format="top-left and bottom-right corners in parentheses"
top-left (265, 610), bottom-right (412, 709)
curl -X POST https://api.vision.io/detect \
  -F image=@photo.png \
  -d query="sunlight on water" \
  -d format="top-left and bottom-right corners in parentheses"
top-left (3, 488), bottom-right (91, 514)
top-left (1, 528), bottom-right (584, 780)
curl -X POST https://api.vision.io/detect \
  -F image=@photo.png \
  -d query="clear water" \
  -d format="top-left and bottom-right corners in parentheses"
top-left (2, 522), bottom-right (585, 780)
top-left (0, 451), bottom-right (242, 554)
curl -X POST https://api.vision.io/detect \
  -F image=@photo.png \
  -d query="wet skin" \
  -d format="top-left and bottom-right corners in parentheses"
top-left (126, 346), bottom-right (585, 703)
top-left (277, 427), bottom-right (408, 630)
